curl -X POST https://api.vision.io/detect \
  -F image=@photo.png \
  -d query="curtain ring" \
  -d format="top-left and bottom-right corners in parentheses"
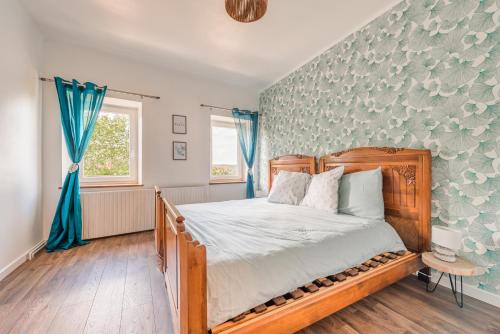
top-left (68, 163), bottom-right (79, 173)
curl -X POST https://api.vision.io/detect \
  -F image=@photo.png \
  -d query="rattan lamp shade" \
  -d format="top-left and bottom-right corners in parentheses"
top-left (225, 0), bottom-right (268, 23)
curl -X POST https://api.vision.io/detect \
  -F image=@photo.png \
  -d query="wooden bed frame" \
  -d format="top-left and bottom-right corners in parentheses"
top-left (154, 147), bottom-right (431, 334)
top-left (267, 154), bottom-right (316, 190)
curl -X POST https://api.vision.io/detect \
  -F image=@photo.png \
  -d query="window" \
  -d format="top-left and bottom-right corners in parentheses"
top-left (210, 115), bottom-right (245, 182)
top-left (63, 97), bottom-right (142, 185)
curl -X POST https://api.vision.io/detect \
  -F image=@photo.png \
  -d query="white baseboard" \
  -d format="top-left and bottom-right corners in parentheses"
top-left (0, 240), bottom-right (46, 281)
top-left (28, 240), bottom-right (46, 260)
top-left (0, 253), bottom-right (27, 281)
top-left (430, 274), bottom-right (500, 308)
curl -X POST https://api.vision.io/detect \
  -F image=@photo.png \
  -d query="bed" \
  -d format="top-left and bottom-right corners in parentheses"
top-left (154, 147), bottom-right (431, 334)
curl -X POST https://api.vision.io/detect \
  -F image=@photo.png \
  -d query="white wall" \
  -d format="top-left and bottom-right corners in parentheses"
top-left (41, 40), bottom-right (259, 238)
top-left (0, 0), bottom-right (43, 278)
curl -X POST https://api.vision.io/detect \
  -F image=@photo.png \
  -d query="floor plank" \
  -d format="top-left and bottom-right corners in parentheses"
top-left (148, 250), bottom-right (173, 334)
top-left (84, 234), bottom-right (130, 334)
top-left (47, 301), bottom-right (93, 334)
top-left (120, 303), bottom-right (155, 334)
top-left (1, 231), bottom-right (498, 334)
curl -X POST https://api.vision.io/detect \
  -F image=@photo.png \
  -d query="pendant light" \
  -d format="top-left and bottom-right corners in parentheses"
top-left (225, 0), bottom-right (268, 23)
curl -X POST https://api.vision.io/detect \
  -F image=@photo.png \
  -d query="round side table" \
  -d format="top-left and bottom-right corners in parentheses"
top-left (422, 252), bottom-right (485, 308)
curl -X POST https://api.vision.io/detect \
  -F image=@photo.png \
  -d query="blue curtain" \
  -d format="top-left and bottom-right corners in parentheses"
top-left (232, 108), bottom-right (259, 199)
top-left (46, 77), bottom-right (107, 251)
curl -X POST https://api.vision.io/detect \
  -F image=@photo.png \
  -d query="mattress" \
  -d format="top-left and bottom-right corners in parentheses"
top-left (177, 198), bottom-right (406, 328)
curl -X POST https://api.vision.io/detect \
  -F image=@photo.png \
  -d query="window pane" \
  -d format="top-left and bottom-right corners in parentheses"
top-left (83, 112), bottom-right (130, 177)
top-left (211, 125), bottom-right (239, 177)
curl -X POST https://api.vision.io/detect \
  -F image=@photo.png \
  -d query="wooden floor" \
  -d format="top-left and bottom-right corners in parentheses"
top-left (1, 232), bottom-right (498, 334)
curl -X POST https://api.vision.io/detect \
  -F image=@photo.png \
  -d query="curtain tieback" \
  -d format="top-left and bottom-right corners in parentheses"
top-left (247, 169), bottom-right (253, 176)
top-left (68, 163), bottom-right (79, 173)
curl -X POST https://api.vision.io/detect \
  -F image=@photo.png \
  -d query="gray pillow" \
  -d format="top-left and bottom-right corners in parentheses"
top-left (338, 167), bottom-right (384, 220)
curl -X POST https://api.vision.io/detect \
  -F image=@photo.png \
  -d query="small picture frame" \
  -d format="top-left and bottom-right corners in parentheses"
top-left (173, 141), bottom-right (187, 160)
top-left (172, 114), bottom-right (187, 134)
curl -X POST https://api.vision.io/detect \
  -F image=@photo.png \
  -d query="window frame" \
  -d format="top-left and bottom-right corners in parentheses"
top-left (62, 97), bottom-right (142, 186)
top-left (209, 115), bottom-right (246, 183)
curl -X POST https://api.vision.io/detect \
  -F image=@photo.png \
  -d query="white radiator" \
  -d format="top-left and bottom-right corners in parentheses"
top-left (81, 189), bottom-right (155, 239)
top-left (160, 185), bottom-right (209, 205)
top-left (80, 186), bottom-right (209, 239)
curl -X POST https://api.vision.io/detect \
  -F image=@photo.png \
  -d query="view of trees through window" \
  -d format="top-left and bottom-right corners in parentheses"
top-left (211, 164), bottom-right (238, 176)
top-left (83, 112), bottom-right (130, 177)
top-left (211, 123), bottom-right (240, 178)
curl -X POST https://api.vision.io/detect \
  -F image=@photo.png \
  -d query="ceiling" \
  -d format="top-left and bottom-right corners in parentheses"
top-left (21, 0), bottom-right (400, 89)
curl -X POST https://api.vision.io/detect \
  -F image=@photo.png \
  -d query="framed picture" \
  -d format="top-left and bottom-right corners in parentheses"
top-left (173, 141), bottom-right (187, 160)
top-left (172, 114), bottom-right (187, 134)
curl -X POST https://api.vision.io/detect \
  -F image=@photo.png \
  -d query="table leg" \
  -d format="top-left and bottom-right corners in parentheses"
top-left (425, 272), bottom-right (464, 308)
top-left (448, 274), bottom-right (464, 308)
top-left (426, 271), bottom-right (445, 293)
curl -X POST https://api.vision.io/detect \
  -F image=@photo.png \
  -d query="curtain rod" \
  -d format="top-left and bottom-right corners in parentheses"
top-left (40, 77), bottom-right (160, 100)
top-left (200, 103), bottom-right (260, 113)
top-left (200, 103), bottom-right (233, 111)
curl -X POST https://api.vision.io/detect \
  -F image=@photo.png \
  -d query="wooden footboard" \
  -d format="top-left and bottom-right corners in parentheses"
top-left (155, 188), bottom-right (207, 334)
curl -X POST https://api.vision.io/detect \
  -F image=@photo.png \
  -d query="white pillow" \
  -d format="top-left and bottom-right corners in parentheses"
top-left (300, 166), bottom-right (345, 212)
top-left (268, 171), bottom-right (311, 205)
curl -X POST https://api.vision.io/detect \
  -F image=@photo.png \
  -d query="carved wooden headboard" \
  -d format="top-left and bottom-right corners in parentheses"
top-left (268, 155), bottom-right (316, 191)
top-left (320, 147), bottom-right (431, 253)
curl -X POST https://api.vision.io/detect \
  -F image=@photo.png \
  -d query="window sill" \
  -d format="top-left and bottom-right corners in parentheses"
top-left (209, 180), bottom-right (246, 185)
top-left (59, 183), bottom-right (144, 189)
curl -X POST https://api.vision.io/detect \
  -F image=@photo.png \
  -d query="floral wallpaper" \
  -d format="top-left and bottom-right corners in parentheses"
top-left (259, 0), bottom-right (499, 293)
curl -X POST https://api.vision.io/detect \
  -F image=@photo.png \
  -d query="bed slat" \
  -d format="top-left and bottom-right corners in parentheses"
top-left (290, 289), bottom-right (304, 299)
top-left (373, 255), bottom-right (389, 264)
top-left (344, 268), bottom-right (359, 276)
top-left (303, 283), bottom-right (319, 293)
top-left (253, 304), bottom-right (267, 313)
top-left (314, 277), bottom-right (334, 287)
top-left (356, 264), bottom-right (370, 272)
top-left (271, 296), bottom-right (287, 306)
top-left (333, 273), bottom-right (347, 282)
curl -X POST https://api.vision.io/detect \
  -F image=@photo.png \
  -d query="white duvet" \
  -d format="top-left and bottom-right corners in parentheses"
top-left (177, 198), bottom-right (406, 328)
